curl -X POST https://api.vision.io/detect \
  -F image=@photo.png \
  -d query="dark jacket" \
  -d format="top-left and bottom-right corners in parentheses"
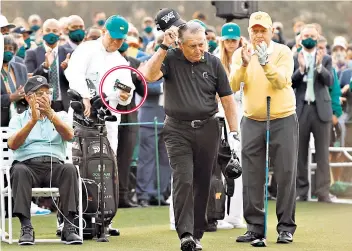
top-left (292, 53), bottom-right (333, 122)
top-left (24, 45), bottom-right (73, 111)
top-left (1, 62), bottom-right (28, 126)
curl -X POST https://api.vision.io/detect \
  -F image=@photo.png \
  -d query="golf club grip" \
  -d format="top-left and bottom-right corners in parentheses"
top-left (266, 96), bottom-right (271, 129)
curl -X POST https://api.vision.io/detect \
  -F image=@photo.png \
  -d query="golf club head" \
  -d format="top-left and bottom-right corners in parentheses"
top-left (67, 89), bottom-right (83, 101)
top-left (70, 101), bottom-right (84, 115)
top-left (251, 238), bottom-right (267, 247)
top-left (105, 115), bottom-right (117, 122)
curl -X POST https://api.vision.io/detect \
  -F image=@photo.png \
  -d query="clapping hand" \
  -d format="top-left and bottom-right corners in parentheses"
top-left (241, 42), bottom-right (252, 67)
top-left (28, 94), bottom-right (40, 123)
top-left (37, 95), bottom-right (54, 119)
top-left (255, 41), bottom-right (269, 66)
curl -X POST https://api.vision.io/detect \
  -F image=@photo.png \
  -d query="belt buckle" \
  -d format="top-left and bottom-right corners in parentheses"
top-left (191, 120), bottom-right (202, 128)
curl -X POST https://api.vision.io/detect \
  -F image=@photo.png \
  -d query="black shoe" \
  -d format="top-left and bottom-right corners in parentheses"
top-left (108, 224), bottom-right (120, 236)
top-left (205, 220), bottom-right (217, 232)
top-left (119, 199), bottom-right (140, 208)
top-left (277, 231), bottom-right (293, 243)
top-left (61, 223), bottom-right (83, 245)
top-left (236, 231), bottom-right (264, 243)
top-left (180, 235), bottom-right (196, 251)
top-left (138, 199), bottom-right (149, 207)
top-left (296, 195), bottom-right (308, 201)
top-left (18, 225), bottom-right (35, 245)
top-left (149, 197), bottom-right (170, 206)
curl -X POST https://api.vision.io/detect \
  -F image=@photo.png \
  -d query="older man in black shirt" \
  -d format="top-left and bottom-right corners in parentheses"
top-left (140, 21), bottom-right (239, 251)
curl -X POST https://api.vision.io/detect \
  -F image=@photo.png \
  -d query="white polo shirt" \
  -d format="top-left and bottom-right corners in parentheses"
top-left (64, 38), bottom-right (135, 110)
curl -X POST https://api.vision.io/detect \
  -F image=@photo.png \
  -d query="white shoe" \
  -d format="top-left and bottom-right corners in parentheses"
top-left (232, 222), bottom-right (247, 229)
top-left (170, 223), bottom-right (176, 230)
top-left (217, 220), bottom-right (234, 229)
top-left (30, 202), bottom-right (51, 216)
top-left (195, 239), bottom-right (203, 250)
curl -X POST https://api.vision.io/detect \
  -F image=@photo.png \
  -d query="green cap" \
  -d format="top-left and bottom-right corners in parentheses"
top-left (221, 23), bottom-right (241, 40)
top-left (105, 15), bottom-right (129, 39)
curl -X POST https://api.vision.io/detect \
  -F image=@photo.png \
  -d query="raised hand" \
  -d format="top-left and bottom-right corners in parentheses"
top-left (163, 26), bottom-right (179, 47)
top-left (241, 42), bottom-right (252, 67)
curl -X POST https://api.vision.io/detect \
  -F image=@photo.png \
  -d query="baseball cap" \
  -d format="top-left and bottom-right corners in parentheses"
top-left (249, 11), bottom-right (272, 29)
top-left (221, 23), bottom-right (241, 40)
top-left (12, 26), bottom-right (33, 34)
top-left (105, 15), bottom-right (129, 39)
top-left (24, 75), bottom-right (50, 95)
top-left (332, 41), bottom-right (347, 51)
top-left (155, 8), bottom-right (186, 32)
top-left (0, 15), bottom-right (15, 29)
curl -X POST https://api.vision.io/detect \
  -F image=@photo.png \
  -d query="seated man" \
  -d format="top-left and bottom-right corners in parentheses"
top-left (7, 75), bottom-right (82, 245)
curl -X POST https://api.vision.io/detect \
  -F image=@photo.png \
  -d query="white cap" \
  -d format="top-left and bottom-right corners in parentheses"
top-left (0, 15), bottom-right (15, 29)
top-left (332, 36), bottom-right (347, 50)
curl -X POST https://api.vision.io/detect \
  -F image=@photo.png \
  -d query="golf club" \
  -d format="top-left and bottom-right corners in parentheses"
top-left (251, 96), bottom-right (271, 248)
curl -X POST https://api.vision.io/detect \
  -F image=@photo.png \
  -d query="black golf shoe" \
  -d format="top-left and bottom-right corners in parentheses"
top-left (61, 224), bottom-right (83, 245)
top-left (236, 231), bottom-right (264, 243)
top-left (18, 225), bottom-right (35, 245)
top-left (180, 234), bottom-right (196, 251)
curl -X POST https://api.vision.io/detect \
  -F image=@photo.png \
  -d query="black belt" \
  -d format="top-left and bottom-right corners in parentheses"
top-left (166, 115), bottom-right (215, 129)
top-left (25, 156), bottom-right (63, 164)
top-left (304, 100), bottom-right (316, 105)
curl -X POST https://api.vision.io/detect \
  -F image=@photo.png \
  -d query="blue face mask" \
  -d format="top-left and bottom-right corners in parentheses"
top-left (97, 19), bottom-right (105, 26)
top-left (43, 33), bottom-right (60, 45)
top-left (69, 29), bottom-right (85, 43)
top-left (118, 42), bottom-right (129, 53)
top-left (3, 51), bottom-right (14, 63)
top-left (208, 40), bottom-right (218, 53)
top-left (16, 46), bottom-right (26, 59)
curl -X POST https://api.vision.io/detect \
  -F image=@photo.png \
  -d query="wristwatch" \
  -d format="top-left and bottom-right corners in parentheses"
top-left (159, 44), bottom-right (169, 51)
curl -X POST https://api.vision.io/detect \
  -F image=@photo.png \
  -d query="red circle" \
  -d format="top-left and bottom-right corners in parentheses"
top-left (98, 65), bottom-right (148, 114)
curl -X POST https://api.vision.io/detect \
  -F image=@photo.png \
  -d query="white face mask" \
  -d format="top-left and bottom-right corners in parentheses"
top-left (333, 51), bottom-right (346, 63)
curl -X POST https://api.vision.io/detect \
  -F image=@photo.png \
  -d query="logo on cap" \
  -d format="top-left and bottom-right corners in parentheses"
top-left (161, 11), bottom-right (175, 24)
top-left (228, 28), bottom-right (233, 32)
top-left (120, 26), bottom-right (124, 30)
top-left (255, 15), bottom-right (262, 20)
top-left (37, 77), bottom-right (43, 82)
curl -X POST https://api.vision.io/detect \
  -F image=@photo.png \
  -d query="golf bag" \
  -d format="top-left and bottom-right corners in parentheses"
top-left (207, 118), bottom-right (234, 221)
top-left (71, 121), bottom-right (119, 239)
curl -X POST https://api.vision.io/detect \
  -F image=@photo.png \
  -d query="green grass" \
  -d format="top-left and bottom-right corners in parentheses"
top-left (2, 201), bottom-right (352, 251)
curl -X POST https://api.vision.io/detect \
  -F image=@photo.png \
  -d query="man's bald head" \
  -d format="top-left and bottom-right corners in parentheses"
top-left (42, 19), bottom-right (61, 37)
top-left (67, 15), bottom-right (85, 28)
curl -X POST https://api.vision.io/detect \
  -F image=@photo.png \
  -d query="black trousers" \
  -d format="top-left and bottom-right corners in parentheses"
top-left (10, 159), bottom-right (79, 219)
top-left (241, 114), bottom-right (298, 235)
top-left (297, 104), bottom-right (331, 198)
top-left (163, 116), bottom-right (220, 240)
top-left (117, 125), bottom-right (138, 202)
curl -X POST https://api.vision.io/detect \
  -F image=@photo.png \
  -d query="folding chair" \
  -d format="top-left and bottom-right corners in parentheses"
top-left (0, 127), bottom-right (83, 244)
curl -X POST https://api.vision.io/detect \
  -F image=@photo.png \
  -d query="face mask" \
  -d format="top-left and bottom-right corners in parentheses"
top-left (43, 33), bottom-right (60, 45)
top-left (97, 19), bottom-right (105, 26)
top-left (334, 51), bottom-right (346, 63)
top-left (301, 38), bottom-right (317, 49)
top-left (297, 46), bottom-right (303, 53)
top-left (3, 51), bottom-right (14, 63)
top-left (144, 26), bottom-right (153, 34)
top-left (69, 29), bottom-right (85, 43)
top-left (31, 25), bottom-right (40, 32)
top-left (118, 41), bottom-right (129, 53)
top-left (208, 40), bottom-right (218, 53)
top-left (24, 38), bottom-right (31, 49)
top-left (16, 46), bottom-right (26, 59)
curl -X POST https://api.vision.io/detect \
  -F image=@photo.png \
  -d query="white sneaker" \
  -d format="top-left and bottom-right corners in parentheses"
top-left (170, 223), bottom-right (176, 230)
top-left (217, 220), bottom-right (234, 229)
top-left (30, 202), bottom-right (51, 216)
top-left (232, 222), bottom-right (247, 229)
top-left (195, 239), bottom-right (203, 250)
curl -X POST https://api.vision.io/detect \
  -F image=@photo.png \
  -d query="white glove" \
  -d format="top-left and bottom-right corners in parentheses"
top-left (228, 131), bottom-right (241, 154)
top-left (255, 42), bottom-right (269, 66)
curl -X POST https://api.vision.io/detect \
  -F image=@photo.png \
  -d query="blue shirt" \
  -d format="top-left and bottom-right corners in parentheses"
top-left (8, 109), bottom-right (71, 162)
